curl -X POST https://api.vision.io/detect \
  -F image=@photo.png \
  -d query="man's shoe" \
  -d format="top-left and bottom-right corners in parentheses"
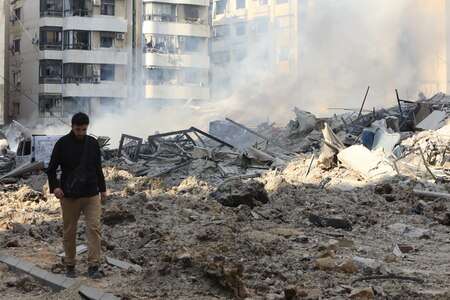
top-left (87, 266), bottom-right (104, 279)
top-left (65, 266), bottom-right (77, 278)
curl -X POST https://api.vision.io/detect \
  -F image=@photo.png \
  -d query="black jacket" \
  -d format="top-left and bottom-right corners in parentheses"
top-left (47, 131), bottom-right (106, 198)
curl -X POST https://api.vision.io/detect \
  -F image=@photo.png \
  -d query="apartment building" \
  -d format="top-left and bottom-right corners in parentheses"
top-left (211, 0), bottom-right (300, 99)
top-left (0, 1), bottom-right (8, 125)
top-left (8, 0), bottom-right (132, 122)
top-left (137, 0), bottom-right (210, 103)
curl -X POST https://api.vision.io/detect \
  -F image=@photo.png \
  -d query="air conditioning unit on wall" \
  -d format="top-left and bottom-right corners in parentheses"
top-left (116, 33), bottom-right (125, 40)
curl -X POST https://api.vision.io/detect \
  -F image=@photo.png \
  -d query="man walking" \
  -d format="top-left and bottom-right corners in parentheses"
top-left (47, 112), bottom-right (106, 279)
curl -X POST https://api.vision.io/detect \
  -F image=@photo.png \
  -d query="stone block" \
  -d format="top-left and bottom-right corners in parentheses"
top-left (79, 285), bottom-right (105, 300)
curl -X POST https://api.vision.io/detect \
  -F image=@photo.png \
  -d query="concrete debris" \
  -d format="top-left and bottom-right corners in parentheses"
top-left (2, 92), bottom-right (450, 299)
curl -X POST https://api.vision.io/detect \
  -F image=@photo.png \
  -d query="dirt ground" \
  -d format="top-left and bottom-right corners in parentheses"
top-left (1, 159), bottom-right (450, 299)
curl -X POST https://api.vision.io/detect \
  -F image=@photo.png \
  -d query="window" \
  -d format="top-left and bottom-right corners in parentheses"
top-left (39, 94), bottom-right (63, 118)
top-left (13, 39), bottom-right (20, 53)
top-left (64, 30), bottom-right (90, 50)
top-left (64, 0), bottom-right (92, 17)
top-left (100, 64), bottom-right (115, 81)
top-left (101, 0), bottom-right (114, 16)
top-left (13, 8), bottom-right (21, 22)
top-left (13, 103), bottom-right (20, 116)
top-left (144, 34), bottom-right (177, 53)
top-left (63, 97), bottom-right (90, 117)
top-left (39, 60), bottom-right (62, 83)
top-left (146, 68), bottom-right (177, 85)
top-left (181, 68), bottom-right (208, 86)
top-left (236, 0), bottom-right (245, 9)
top-left (213, 25), bottom-right (230, 38)
top-left (40, 0), bottom-right (63, 17)
top-left (253, 17), bottom-right (268, 33)
top-left (179, 36), bottom-right (203, 52)
top-left (235, 23), bottom-right (246, 36)
top-left (12, 70), bottom-right (21, 89)
top-left (100, 32), bottom-right (115, 48)
top-left (184, 5), bottom-right (200, 22)
top-left (233, 48), bottom-right (246, 61)
top-left (211, 51), bottom-right (230, 65)
top-left (276, 0), bottom-right (288, 3)
top-left (40, 27), bottom-right (62, 50)
top-left (216, 0), bottom-right (227, 15)
top-left (259, 0), bottom-right (268, 5)
top-left (143, 2), bottom-right (176, 22)
top-left (64, 64), bottom-right (100, 83)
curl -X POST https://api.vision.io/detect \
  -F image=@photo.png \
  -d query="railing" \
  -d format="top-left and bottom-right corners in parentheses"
top-left (64, 43), bottom-right (91, 50)
top-left (39, 77), bottom-right (62, 84)
top-left (64, 9), bottom-right (92, 17)
top-left (64, 76), bottom-right (100, 84)
top-left (143, 14), bottom-right (206, 24)
top-left (39, 43), bottom-right (63, 51)
top-left (40, 10), bottom-right (63, 17)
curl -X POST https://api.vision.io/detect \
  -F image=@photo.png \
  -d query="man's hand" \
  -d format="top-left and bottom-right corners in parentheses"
top-left (54, 188), bottom-right (64, 199)
top-left (100, 192), bottom-right (108, 203)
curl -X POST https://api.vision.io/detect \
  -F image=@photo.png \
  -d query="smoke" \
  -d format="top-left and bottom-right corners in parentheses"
top-left (29, 1), bottom-right (449, 145)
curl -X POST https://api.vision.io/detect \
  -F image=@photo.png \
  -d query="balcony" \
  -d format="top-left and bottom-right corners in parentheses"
top-left (144, 52), bottom-right (209, 69)
top-left (62, 49), bottom-right (127, 64)
top-left (143, 0), bottom-right (209, 6)
top-left (63, 15), bottom-right (127, 32)
top-left (64, 82), bottom-right (127, 98)
top-left (145, 84), bottom-right (209, 100)
top-left (143, 20), bottom-right (209, 38)
top-left (40, 84), bottom-right (63, 94)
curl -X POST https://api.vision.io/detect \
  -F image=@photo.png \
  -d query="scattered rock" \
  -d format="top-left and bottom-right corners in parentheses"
top-left (338, 259), bottom-right (359, 274)
top-left (349, 287), bottom-right (375, 300)
top-left (352, 256), bottom-right (382, 273)
top-left (314, 257), bottom-right (336, 270)
top-left (102, 206), bottom-right (136, 226)
top-left (308, 214), bottom-right (353, 231)
top-left (388, 223), bottom-right (431, 239)
top-left (374, 183), bottom-right (393, 195)
top-left (437, 212), bottom-right (450, 226)
top-left (5, 239), bottom-right (20, 247)
top-left (211, 179), bottom-right (269, 208)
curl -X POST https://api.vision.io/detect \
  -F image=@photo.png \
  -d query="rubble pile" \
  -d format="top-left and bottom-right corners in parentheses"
top-left (1, 92), bottom-right (450, 299)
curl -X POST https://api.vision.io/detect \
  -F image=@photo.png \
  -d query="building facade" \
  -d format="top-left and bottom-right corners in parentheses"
top-left (8, 0), bottom-right (132, 123)
top-left (137, 0), bottom-right (210, 103)
top-left (210, 0), bottom-right (300, 99)
top-left (0, 1), bottom-right (8, 125)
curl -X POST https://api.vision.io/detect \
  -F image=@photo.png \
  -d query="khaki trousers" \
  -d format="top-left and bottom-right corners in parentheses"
top-left (60, 195), bottom-right (101, 267)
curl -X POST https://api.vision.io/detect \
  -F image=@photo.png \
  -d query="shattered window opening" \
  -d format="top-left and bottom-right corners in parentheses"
top-left (64, 0), bottom-right (93, 16)
top-left (39, 60), bottom-right (63, 84)
top-left (236, 0), bottom-right (245, 9)
top-left (40, 0), bottom-right (63, 17)
top-left (183, 5), bottom-right (200, 23)
top-left (63, 97), bottom-right (91, 117)
top-left (215, 0), bottom-right (227, 15)
top-left (64, 30), bottom-right (91, 50)
top-left (63, 63), bottom-right (100, 83)
top-left (100, 64), bottom-right (115, 81)
top-left (100, 32), bottom-right (115, 48)
top-left (213, 25), bottom-right (230, 39)
top-left (211, 51), bottom-right (230, 65)
top-left (40, 27), bottom-right (62, 50)
top-left (101, 0), bottom-right (114, 16)
top-left (39, 94), bottom-right (63, 118)
top-left (235, 22), bottom-right (246, 36)
top-left (143, 2), bottom-right (176, 22)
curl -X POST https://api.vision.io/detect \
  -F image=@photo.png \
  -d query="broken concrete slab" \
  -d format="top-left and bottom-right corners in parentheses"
top-left (371, 128), bottom-right (401, 155)
top-left (308, 214), bottom-right (353, 231)
top-left (57, 244), bottom-right (88, 257)
top-left (416, 110), bottom-right (447, 130)
top-left (388, 223), bottom-right (431, 239)
top-left (337, 145), bottom-right (396, 180)
top-left (105, 256), bottom-right (142, 272)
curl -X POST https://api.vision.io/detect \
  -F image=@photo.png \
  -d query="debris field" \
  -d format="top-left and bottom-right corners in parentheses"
top-left (1, 92), bottom-right (450, 299)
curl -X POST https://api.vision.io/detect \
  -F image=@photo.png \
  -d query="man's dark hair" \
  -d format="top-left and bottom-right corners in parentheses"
top-left (72, 112), bottom-right (90, 126)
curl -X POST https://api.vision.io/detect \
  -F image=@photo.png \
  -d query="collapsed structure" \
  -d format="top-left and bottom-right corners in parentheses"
top-left (1, 92), bottom-right (450, 299)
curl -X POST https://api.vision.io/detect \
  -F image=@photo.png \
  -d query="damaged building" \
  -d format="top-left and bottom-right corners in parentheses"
top-left (7, 0), bottom-right (132, 122)
top-left (210, 0), bottom-right (301, 99)
top-left (136, 0), bottom-right (210, 104)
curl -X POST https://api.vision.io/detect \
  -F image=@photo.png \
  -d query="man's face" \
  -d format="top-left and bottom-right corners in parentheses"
top-left (72, 124), bottom-right (88, 139)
